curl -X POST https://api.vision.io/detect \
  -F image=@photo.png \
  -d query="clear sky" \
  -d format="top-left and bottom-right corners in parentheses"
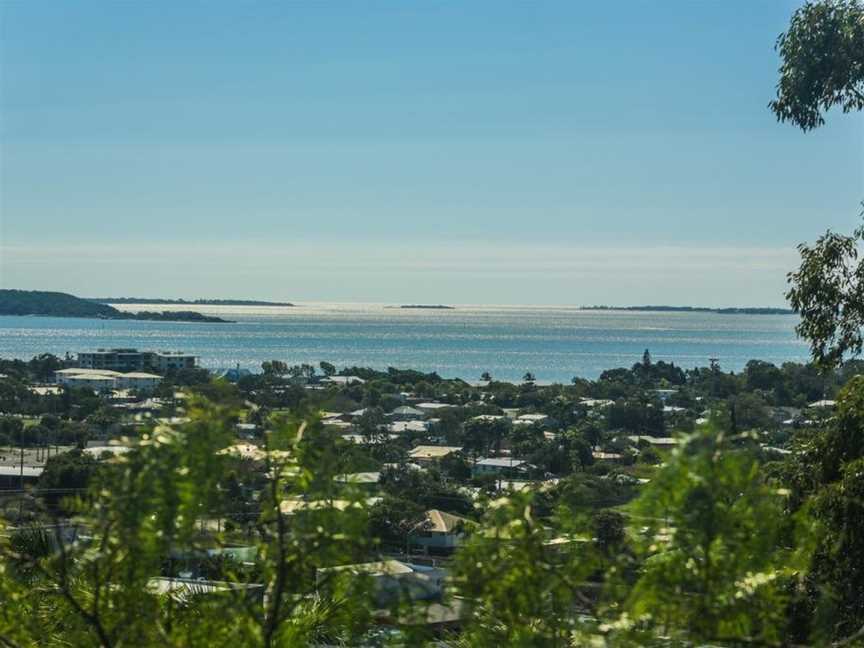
top-left (1, 1), bottom-right (862, 306)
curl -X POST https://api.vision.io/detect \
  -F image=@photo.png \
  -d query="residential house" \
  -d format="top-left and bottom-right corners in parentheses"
top-left (516, 413), bottom-right (549, 425)
top-left (409, 509), bottom-right (473, 554)
top-left (408, 445), bottom-right (463, 465)
top-left (0, 465), bottom-right (43, 488)
top-left (471, 414), bottom-right (505, 423)
top-left (578, 398), bottom-right (614, 409)
top-left (390, 406), bottom-right (426, 420)
top-left (316, 560), bottom-right (446, 607)
top-left (388, 420), bottom-right (430, 434)
top-left (592, 451), bottom-right (625, 463)
top-left (334, 472), bottom-right (382, 487)
top-left (322, 375), bottom-right (365, 386)
top-left (472, 457), bottom-right (531, 477)
top-left (236, 423), bottom-right (259, 438)
top-left (416, 402), bottom-right (451, 414)
top-left (626, 435), bottom-right (679, 448)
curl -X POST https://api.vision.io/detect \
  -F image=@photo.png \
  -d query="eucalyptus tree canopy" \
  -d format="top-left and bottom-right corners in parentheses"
top-left (770, 0), bottom-right (864, 131)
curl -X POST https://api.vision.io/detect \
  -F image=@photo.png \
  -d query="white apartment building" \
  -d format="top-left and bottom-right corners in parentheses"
top-left (77, 348), bottom-right (197, 373)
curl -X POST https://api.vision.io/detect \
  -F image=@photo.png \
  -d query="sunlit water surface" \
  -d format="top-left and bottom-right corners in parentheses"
top-left (0, 303), bottom-right (808, 382)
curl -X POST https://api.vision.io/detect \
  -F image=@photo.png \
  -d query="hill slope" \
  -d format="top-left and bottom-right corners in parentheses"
top-left (0, 290), bottom-right (230, 322)
top-left (0, 290), bottom-right (119, 318)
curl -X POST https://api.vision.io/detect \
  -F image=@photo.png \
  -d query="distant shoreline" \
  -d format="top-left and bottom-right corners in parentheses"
top-left (0, 290), bottom-right (233, 323)
top-left (580, 305), bottom-right (794, 315)
top-left (89, 297), bottom-right (295, 307)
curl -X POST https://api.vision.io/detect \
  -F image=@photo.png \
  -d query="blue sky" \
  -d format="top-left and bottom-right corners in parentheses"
top-left (1, 1), bottom-right (861, 305)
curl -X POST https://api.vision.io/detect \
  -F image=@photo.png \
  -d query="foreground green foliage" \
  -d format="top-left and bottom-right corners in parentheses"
top-left (770, 0), bottom-right (864, 131)
top-left (616, 429), bottom-right (807, 644)
top-left (2, 2), bottom-right (864, 643)
top-left (3, 389), bottom-right (862, 645)
top-left (0, 402), bottom-right (377, 647)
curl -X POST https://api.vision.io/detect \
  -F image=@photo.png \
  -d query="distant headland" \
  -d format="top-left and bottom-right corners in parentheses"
top-left (580, 305), bottom-right (794, 315)
top-left (390, 304), bottom-right (455, 310)
top-left (88, 297), bottom-right (294, 307)
top-left (0, 290), bottom-right (232, 323)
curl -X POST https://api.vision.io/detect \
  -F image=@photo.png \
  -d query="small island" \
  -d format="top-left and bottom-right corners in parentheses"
top-left (580, 305), bottom-right (794, 315)
top-left (394, 304), bottom-right (455, 310)
top-left (0, 290), bottom-right (232, 323)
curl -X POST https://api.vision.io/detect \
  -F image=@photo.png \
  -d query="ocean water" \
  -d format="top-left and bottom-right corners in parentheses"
top-left (0, 303), bottom-right (809, 383)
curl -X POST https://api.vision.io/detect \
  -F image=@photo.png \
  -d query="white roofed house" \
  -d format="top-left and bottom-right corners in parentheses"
top-left (54, 368), bottom-right (162, 394)
top-left (322, 375), bottom-right (365, 386)
top-left (388, 420), bottom-right (430, 434)
top-left (333, 471), bottom-right (382, 488)
top-left (54, 368), bottom-right (121, 393)
top-left (390, 405), bottom-right (426, 420)
top-left (83, 445), bottom-right (132, 460)
top-left (626, 435), bottom-right (679, 448)
top-left (578, 398), bottom-right (614, 409)
top-left (472, 457), bottom-right (532, 478)
top-left (471, 414), bottom-right (505, 423)
top-left (416, 402), bottom-right (452, 414)
top-left (236, 422), bottom-right (259, 438)
top-left (316, 560), bottom-right (446, 608)
top-left (407, 445), bottom-right (462, 466)
top-left (29, 385), bottom-right (64, 397)
top-left (340, 433), bottom-right (398, 445)
top-left (653, 389), bottom-right (679, 402)
top-left (0, 465), bottom-right (43, 488)
top-left (516, 413), bottom-right (549, 425)
top-left (592, 451), bottom-right (625, 463)
top-left (409, 509), bottom-right (474, 555)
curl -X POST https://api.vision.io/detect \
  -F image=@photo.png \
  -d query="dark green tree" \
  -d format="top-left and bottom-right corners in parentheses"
top-left (770, 0), bottom-right (864, 131)
top-left (318, 361), bottom-right (336, 377)
top-left (592, 510), bottom-right (626, 556)
top-left (261, 360), bottom-right (288, 377)
top-left (779, 376), bottom-right (864, 641)
top-left (38, 449), bottom-right (99, 513)
top-left (612, 427), bottom-right (809, 645)
top-left (773, 2), bottom-right (864, 367)
top-left (787, 221), bottom-right (864, 367)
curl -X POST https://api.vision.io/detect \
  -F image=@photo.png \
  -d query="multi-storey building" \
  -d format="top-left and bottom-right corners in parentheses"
top-left (54, 368), bottom-right (162, 392)
top-left (77, 348), bottom-right (197, 373)
top-left (78, 348), bottom-right (146, 371)
top-left (148, 351), bottom-right (198, 372)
